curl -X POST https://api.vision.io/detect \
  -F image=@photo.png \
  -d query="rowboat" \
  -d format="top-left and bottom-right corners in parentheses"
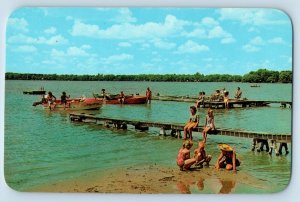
top-left (23, 90), bottom-right (46, 95)
top-left (41, 98), bottom-right (102, 111)
top-left (93, 93), bottom-right (147, 104)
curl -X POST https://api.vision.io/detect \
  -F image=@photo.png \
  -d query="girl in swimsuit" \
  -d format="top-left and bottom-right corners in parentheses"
top-left (202, 109), bottom-right (215, 143)
top-left (176, 140), bottom-right (196, 171)
top-left (215, 144), bottom-right (240, 173)
top-left (183, 106), bottom-right (199, 140)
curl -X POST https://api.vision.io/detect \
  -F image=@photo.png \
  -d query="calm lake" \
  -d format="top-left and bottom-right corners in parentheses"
top-left (4, 80), bottom-right (292, 193)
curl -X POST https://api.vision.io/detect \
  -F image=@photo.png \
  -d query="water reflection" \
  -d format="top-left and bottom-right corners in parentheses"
top-left (219, 179), bottom-right (236, 194)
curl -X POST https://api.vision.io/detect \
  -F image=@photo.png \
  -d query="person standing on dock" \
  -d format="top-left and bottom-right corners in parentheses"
top-left (146, 87), bottom-right (152, 104)
top-left (183, 106), bottom-right (199, 140)
top-left (202, 109), bottom-right (215, 143)
top-left (234, 87), bottom-right (242, 100)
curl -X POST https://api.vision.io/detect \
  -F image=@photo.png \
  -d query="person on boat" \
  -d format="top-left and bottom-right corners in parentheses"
top-left (202, 108), bottom-right (215, 143)
top-left (146, 87), bottom-right (152, 104)
top-left (224, 91), bottom-right (229, 108)
top-left (196, 92), bottom-right (204, 108)
top-left (61, 91), bottom-right (70, 109)
top-left (193, 141), bottom-right (212, 167)
top-left (183, 106), bottom-right (199, 140)
top-left (118, 91), bottom-right (125, 104)
top-left (101, 89), bottom-right (111, 100)
top-left (215, 144), bottom-right (240, 173)
top-left (46, 91), bottom-right (56, 110)
top-left (176, 140), bottom-right (196, 171)
top-left (234, 87), bottom-right (242, 100)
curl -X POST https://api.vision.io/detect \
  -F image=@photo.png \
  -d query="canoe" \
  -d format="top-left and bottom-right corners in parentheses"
top-left (23, 90), bottom-right (46, 95)
top-left (42, 98), bottom-right (102, 111)
top-left (93, 94), bottom-right (147, 104)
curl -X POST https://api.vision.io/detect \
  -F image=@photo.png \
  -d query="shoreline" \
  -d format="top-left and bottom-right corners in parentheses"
top-left (30, 164), bottom-right (271, 194)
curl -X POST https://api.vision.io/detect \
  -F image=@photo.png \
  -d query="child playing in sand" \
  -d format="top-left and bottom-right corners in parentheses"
top-left (215, 144), bottom-right (240, 173)
top-left (202, 108), bottom-right (215, 143)
top-left (176, 140), bottom-right (196, 171)
top-left (183, 106), bottom-right (199, 140)
top-left (193, 141), bottom-right (212, 167)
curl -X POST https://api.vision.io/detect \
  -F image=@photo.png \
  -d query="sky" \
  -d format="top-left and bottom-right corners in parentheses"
top-left (6, 8), bottom-right (292, 75)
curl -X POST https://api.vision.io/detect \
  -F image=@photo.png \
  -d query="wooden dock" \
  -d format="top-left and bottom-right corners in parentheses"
top-left (152, 96), bottom-right (292, 108)
top-left (69, 113), bottom-right (291, 155)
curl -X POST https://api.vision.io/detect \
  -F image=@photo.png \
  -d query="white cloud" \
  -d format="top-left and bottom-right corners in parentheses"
top-left (242, 44), bottom-right (261, 52)
top-left (51, 45), bottom-right (90, 57)
top-left (221, 37), bottom-right (235, 44)
top-left (13, 45), bottom-right (37, 53)
top-left (44, 27), bottom-right (57, 34)
top-left (101, 53), bottom-right (133, 64)
top-left (183, 28), bottom-right (206, 38)
top-left (8, 18), bottom-right (28, 32)
top-left (8, 34), bottom-right (68, 45)
top-left (268, 37), bottom-right (286, 44)
top-left (152, 39), bottom-right (176, 50)
top-left (112, 8), bottom-right (137, 23)
top-left (177, 40), bottom-right (209, 54)
top-left (66, 16), bottom-right (73, 21)
top-left (71, 15), bottom-right (190, 39)
top-left (118, 42), bottom-right (132, 47)
top-left (250, 36), bottom-right (265, 45)
top-left (219, 8), bottom-right (289, 26)
top-left (201, 17), bottom-right (219, 26)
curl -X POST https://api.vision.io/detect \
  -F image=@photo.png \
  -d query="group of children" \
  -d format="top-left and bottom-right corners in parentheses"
top-left (179, 104), bottom-right (240, 173)
top-left (176, 140), bottom-right (240, 173)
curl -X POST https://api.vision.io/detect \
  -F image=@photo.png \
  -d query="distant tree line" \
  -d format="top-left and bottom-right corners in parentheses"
top-left (5, 69), bottom-right (292, 83)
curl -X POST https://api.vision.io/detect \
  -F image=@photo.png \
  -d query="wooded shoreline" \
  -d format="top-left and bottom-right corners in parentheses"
top-left (5, 69), bottom-right (292, 83)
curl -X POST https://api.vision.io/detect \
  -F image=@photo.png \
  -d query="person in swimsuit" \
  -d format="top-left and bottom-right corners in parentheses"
top-left (195, 92), bottom-right (204, 108)
top-left (193, 141), bottom-right (212, 167)
top-left (46, 91), bottom-right (56, 110)
top-left (183, 106), bottom-right (199, 140)
top-left (146, 87), bottom-right (152, 104)
top-left (61, 91), bottom-right (70, 109)
top-left (215, 144), bottom-right (240, 173)
top-left (202, 108), bottom-right (215, 143)
top-left (118, 91), bottom-right (125, 104)
top-left (176, 140), bottom-right (196, 171)
top-left (224, 91), bottom-right (229, 108)
top-left (234, 87), bottom-right (242, 100)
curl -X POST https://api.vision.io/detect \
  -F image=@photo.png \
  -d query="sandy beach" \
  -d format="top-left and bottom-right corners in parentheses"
top-left (31, 164), bottom-right (271, 194)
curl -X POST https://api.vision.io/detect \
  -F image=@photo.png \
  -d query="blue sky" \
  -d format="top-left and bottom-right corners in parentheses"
top-left (6, 8), bottom-right (292, 75)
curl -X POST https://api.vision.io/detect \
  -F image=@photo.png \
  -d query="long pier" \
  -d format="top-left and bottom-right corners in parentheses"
top-left (151, 96), bottom-right (292, 108)
top-left (69, 113), bottom-right (291, 155)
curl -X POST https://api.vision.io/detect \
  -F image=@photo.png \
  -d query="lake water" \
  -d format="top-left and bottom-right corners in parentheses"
top-left (4, 80), bottom-right (292, 193)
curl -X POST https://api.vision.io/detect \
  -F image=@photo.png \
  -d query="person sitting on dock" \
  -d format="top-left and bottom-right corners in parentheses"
top-left (234, 87), bottom-right (242, 100)
top-left (211, 90), bottom-right (221, 101)
top-left (176, 140), bottom-right (196, 171)
top-left (146, 87), bottom-right (152, 104)
top-left (183, 106), bottom-right (199, 140)
top-left (202, 109), bottom-right (215, 143)
top-left (46, 91), bottom-right (56, 110)
top-left (215, 144), bottom-right (240, 173)
top-left (61, 91), bottom-right (70, 109)
top-left (193, 141), bottom-right (212, 168)
top-left (118, 91), bottom-right (125, 104)
top-left (196, 92), bottom-right (204, 108)
top-left (224, 91), bottom-right (229, 108)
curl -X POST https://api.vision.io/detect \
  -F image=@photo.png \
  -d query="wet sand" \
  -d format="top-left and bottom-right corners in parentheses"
top-left (31, 164), bottom-right (271, 194)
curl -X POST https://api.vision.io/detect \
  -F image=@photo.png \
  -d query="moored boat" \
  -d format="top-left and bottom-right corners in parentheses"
top-left (40, 98), bottom-right (102, 111)
top-left (23, 90), bottom-right (46, 95)
top-left (93, 93), bottom-right (147, 104)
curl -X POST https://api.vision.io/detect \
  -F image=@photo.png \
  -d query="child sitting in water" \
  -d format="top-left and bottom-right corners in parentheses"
top-left (202, 108), bottom-right (215, 143)
top-left (183, 106), bottom-right (199, 140)
top-left (193, 141), bottom-right (212, 167)
top-left (176, 140), bottom-right (196, 171)
top-left (215, 144), bottom-right (240, 173)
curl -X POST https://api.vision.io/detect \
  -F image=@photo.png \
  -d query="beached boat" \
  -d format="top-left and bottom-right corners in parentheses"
top-left (40, 98), bottom-right (102, 111)
top-left (93, 93), bottom-right (147, 104)
top-left (23, 90), bottom-right (46, 95)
